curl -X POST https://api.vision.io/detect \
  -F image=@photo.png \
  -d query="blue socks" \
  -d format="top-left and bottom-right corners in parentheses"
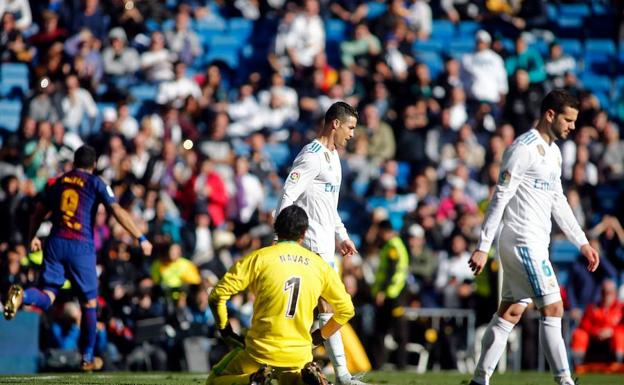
top-left (23, 288), bottom-right (52, 310)
top-left (80, 307), bottom-right (97, 363)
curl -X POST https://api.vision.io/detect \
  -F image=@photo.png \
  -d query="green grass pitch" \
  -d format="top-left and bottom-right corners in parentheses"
top-left (0, 371), bottom-right (622, 385)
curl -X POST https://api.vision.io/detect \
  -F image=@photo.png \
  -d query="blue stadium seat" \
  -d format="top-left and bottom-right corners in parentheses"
top-left (546, 4), bottom-right (558, 21)
top-left (550, 239), bottom-right (578, 264)
top-left (366, 1), bottom-right (387, 20)
top-left (129, 84), bottom-right (157, 102)
top-left (325, 18), bottom-right (348, 42)
top-left (396, 161), bottom-right (411, 189)
top-left (558, 39), bottom-right (582, 57)
top-left (208, 34), bottom-right (243, 50)
top-left (0, 63), bottom-right (29, 99)
top-left (457, 21), bottom-right (480, 37)
top-left (204, 48), bottom-right (239, 68)
top-left (0, 100), bottom-right (22, 132)
top-left (414, 51), bottom-right (443, 78)
top-left (446, 38), bottom-right (475, 57)
top-left (559, 3), bottom-right (590, 18)
top-left (579, 72), bottom-right (612, 94)
top-left (196, 19), bottom-right (227, 46)
top-left (264, 142), bottom-right (291, 169)
top-left (228, 17), bottom-right (254, 41)
top-left (431, 20), bottom-right (455, 40)
top-left (529, 39), bottom-right (549, 56)
top-left (555, 16), bottom-right (584, 38)
top-left (413, 39), bottom-right (444, 55)
top-left (585, 38), bottom-right (616, 56)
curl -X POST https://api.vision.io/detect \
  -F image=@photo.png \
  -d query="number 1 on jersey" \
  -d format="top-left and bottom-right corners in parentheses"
top-left (284, 276), bottom-right (301, 318)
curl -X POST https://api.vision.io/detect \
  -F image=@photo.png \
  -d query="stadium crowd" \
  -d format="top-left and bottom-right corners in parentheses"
top-left (0, 0), bottom-right (623, 373)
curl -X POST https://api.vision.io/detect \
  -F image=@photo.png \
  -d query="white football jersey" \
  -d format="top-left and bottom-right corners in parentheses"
top-left (276, 139), bottom-right (349, 260)
top-left (477, 129), bottom-right (588, 253)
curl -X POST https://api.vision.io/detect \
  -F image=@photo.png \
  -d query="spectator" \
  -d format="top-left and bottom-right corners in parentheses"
top-left (151, 243), bottom-right (201, 293)
top-left (566, 239), bottom-right (617, 323)
top-left (340, 23), bottom-right (381, 78)
top-left (61, 73), bottom-right (98, 135)
top-left (140, 31), bottom-right (176, 83)
top-left (285, 0), bottom-right (324, 72)
top-left (0, 0), bottom-right (32, 32)
top-left (571, 279), bottom-right (624, 365)
top-left (503, 68), bottom-right (543, 135)
top-left (355, 104), bottom-right (396, 164)
top-left (70, 0), bottom-right (110, 42)
top-left (0, 11), bottom-right (34, 63)
top-left (406, 0), bottom-right (432, 40)
top-left (505, 34), bottom-right (546, 85)
top-left (164, 5), bottom-right (202, 66)
top-left (156, 61), bottom-right (201, 108)
top-left (102, 27), bottom-right (140, 91)
top-left (460, 30), bottom-right (508, 107)
top-left (544, 42), bottom-right (576, 89)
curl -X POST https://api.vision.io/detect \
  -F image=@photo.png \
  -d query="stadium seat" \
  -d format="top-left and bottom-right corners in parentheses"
top-left (558, 39), bottom-right (583, 57)
top-left (0, 63), bottom-right (29, 99)
top-left (550, 239), bottom-right (578, 264)
top-left (325, 18), bottom-right (348, 43)
top-left (446, 38), bottom-right (475, 57)
top-left (228, 17), bottom-right (254, 41)
top-left (264, 142), bottom-right (291, 169)
top-left (129, 84), bottom-right (158, 102)
top-left (529, 39), bottom-right (549, 56)
top-left (366, 1), bottom-right (387, 20)
top-left (414, 51), bottom-right (443, 78)
top-left (579, 72), bottom-right (612, 94)
top-left (196, 19), bottom-right (227, 46)
top-left (431, 20), bottom-right (455, 40)
top-left (559, 3), bottom-right (590, 18)
top-left (585, 39), bottom-right (616, 56)
top-left (555, 16), bottom-right (584, 39)
top-left (457, 21), bottom-right (480, 37)
top-left (546, 4), bottom-right (558, 21)
top-left (413, 40), bottom-right (444, 55)
top-left (0, 100), bottom-right (22, 132)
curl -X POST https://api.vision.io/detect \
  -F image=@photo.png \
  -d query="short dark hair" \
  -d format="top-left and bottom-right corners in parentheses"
top-left (377, 219), bottom-right (394, 232)
top-left (274, 205), bottom-right (308, 241)
top-left (324, 101), bottom-right (358, 125)
top-left (540, 89), bottom-right (579, 115)
top-left (74, 145), bottom-right (97, 169)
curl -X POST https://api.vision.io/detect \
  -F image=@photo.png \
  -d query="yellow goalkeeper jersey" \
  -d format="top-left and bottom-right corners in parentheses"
top-left (209, 240), bottom-right (354, 368)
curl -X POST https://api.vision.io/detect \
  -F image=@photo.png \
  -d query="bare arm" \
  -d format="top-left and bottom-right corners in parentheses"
top-left (109, 203), bottom-right (152, 256)
top-left (28, 201), bottom-right (49, 251)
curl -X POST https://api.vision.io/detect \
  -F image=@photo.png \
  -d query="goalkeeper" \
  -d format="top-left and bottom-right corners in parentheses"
top-left (207, 205), bottom-right (355, 385)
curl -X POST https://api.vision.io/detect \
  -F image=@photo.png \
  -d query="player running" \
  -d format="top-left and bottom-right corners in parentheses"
top-left (3, 145), bottom-right (152, 371)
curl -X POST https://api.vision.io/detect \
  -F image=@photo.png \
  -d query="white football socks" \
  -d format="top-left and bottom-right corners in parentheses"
top-left (319, 312), bottom-right (350, 379)
top-left (472, 314), bottom-right (515, 385)
top-left (539, 316), bottom-right (573, 385)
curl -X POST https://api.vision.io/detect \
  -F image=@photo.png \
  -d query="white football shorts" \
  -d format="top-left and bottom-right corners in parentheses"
top-left (498, 230), bottom-right (562, 309)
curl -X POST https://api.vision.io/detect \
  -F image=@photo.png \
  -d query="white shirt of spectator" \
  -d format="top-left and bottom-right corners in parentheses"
top-left (61, 88), bottom-right (98, 132)
top-left (285, 12), bottom-right (325, 67)
top-left (461, 48), bottom-right (508, 104)
top-left (276, 139), bottom-right (349, 260)
top-left (477, 128), bottom-right (588, 253)
top-left (156, 77), bottom-right (202, 108)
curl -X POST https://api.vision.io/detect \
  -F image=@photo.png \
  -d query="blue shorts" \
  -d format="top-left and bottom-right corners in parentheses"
top-left (42, 237), bottom-right (97, 301)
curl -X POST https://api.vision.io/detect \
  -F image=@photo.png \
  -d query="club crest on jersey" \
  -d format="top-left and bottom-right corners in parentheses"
top-left (498, 170), bottom-right (511, 186)
top-left (289, 171), bottom-right (300, 183)
top-left (324, 152), bottom-right (330, 163)
top-left (537, 144), bottom-right (545, 156)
